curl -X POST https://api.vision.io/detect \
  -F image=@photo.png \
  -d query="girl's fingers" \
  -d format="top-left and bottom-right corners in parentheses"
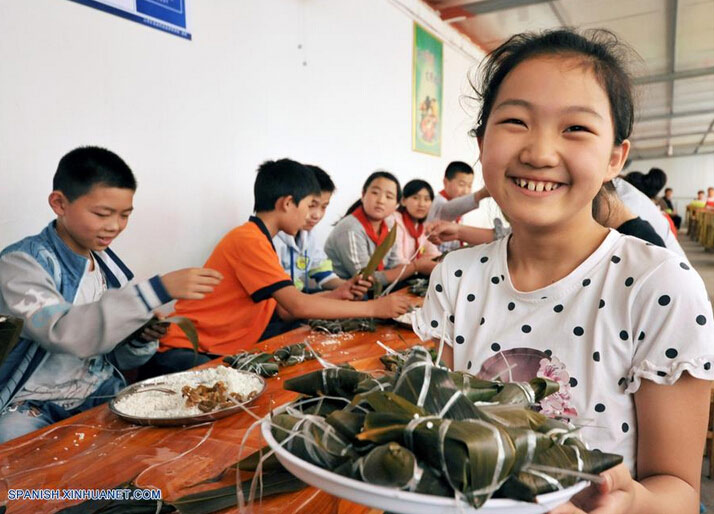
top-left (597, 463), bottom-right (628, 495)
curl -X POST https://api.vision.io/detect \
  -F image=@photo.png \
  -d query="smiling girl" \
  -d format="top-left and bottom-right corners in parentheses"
top-left (325, 172), bottom-right (436, 286)
top-left (414, 30), bottom-right (713, 513)
top-left (393, 179), bottom-right (441, 265)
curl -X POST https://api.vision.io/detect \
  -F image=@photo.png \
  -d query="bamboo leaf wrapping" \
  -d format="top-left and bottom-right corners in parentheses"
top-left (265, 346), bottom-right (623, 509)
top-left (361, 224), bottom-right (398, 279)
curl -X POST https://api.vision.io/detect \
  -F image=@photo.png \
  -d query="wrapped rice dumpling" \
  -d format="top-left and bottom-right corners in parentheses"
top-left (271, 412), bottom-right (357, 469)
top-left (490, 377), bottom-right (560, 406)
top-left (268, 346), bottom-right (622, 509)
top-left (359, 414), bottom-right (519, 508)
top-left (392, 347), bottom-right (487, 420)
top-left (273, 342), bottom-right (318, 366)
top-left (335, 442), bottom-right (417, 488)
top-left (496, 443), bottom-right (623, 502)
top-left (284, 367), bottom-right (391, 399)
top-left (223, 351), bottom-right (278, 377)
top-left (308, 318), bottom-right (376, 333)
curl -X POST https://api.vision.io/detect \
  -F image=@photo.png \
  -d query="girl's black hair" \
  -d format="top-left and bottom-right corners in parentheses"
top-left (398, 179), bottom-right (435, 222)
top-left (470, 28), bottom-right (636, 145)
top-left (344, 171), bottom-right (402, 217)
top-left (624, 168), bottom-right (667, 199)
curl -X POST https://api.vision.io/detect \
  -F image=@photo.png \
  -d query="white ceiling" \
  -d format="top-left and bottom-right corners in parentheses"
top-left (423, 0), bottom-right (714, 159)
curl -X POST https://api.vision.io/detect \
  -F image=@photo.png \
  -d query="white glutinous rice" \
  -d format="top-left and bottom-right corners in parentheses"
top-left (113, 366), bottom-right (263, 419)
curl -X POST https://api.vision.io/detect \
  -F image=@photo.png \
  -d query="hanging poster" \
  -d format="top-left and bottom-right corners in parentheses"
top-left (412, 23), bottom-right (443, 156)
top-left (68, 0), bottom-right (191, 40)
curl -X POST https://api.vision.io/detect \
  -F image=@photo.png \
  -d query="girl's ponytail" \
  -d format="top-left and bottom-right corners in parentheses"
top-left (344, 199), bottom-right (363, 217)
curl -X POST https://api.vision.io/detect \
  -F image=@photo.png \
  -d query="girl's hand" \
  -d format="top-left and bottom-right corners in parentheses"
top-left (414, 256), bottom-right (437, 275)
top-left (428, 221), bottom-right (459, 244)
top-left (549, 463), bottom-right (636, 514)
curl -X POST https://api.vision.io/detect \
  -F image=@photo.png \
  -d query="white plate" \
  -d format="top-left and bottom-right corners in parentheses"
top-left (261, 408), bottom-right (588, 513)
top-left (110, 367), bottom-right (265, 427)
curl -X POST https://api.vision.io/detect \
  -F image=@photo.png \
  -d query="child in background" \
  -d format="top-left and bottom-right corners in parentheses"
top-left (273, 165), bottom-right (346, 294)
top-left (624, 168), bottom-right (679, 237)
top-left (662, 188), bottom-right (681, 230)
top-left (689, 190), bottom-right (706, 209)
top-left (612, 176), bottom-right (686, 257)
top-left (426, 161), bottom-right (492, 251)
top-left (324, 171), bottom-right (436, 287)
top-left (707, 187), bottom-right (714, 208)
top-left (157, 160), bottom-right (410, 375)
top-left (414, 29), bottom-right (712, 513)
top-left (392, 179), bottom-right (440, 264)
top-left (0, 147), bottom-right (222, 443)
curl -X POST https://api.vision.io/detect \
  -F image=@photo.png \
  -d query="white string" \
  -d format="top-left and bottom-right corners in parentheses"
top-left (375, 339), bottom-right (399, 355)
top-left (380, 245), bottom-right (423, 297)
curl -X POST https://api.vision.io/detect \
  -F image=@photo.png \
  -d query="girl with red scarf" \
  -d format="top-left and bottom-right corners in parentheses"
top-left (393, 180), bottom-right (440, 265)
top-left (324, 172), bottom-right (436, 286)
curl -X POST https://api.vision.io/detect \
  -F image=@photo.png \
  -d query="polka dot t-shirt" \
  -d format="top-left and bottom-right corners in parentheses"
top-left (413, 229), bottom-right (714, 474)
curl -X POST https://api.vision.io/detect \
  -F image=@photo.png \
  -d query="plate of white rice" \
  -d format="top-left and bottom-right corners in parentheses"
top-left (109, 365), bottom-right (265, 426)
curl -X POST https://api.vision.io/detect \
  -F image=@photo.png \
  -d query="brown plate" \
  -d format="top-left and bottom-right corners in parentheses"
top-left (109, 367), bottom-right (266, 427)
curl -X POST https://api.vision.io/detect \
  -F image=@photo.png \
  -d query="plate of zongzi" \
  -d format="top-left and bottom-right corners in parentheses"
top-left (259, 347), bottom-right (622, 513)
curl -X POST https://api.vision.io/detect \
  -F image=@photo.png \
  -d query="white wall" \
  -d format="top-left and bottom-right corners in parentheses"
top-left (629, 153), bottom-right (714, 212)
top-left (0, 0), bottom-right (492, 279)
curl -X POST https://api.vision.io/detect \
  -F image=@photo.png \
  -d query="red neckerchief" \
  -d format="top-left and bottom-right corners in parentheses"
top-left (439, 189), bottom-right (462, 224)
top-left (352, 206), bottom-right (388, 270)
top-left (401, 211), bottom-right (424, 251)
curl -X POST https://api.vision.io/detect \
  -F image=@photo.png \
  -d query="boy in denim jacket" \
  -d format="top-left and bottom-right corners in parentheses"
top-left (0, 146), bottom-right (222, 443)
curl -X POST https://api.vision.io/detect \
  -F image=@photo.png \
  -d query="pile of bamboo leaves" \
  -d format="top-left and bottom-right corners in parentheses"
top-left (406, 277), bottom-right (428, 297)
top-left (266, 346), bottom-right (622, 509)
top-left (307, 317), bottom-right (377, 333)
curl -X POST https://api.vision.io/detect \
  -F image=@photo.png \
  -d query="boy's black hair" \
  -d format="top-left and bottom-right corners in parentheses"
top-left (698, 190), bottom-right (705, 195)
top-left (470, 28), bottom-right (636, 145)
top-left (344, 171), bottom-right (402, 217)
top-left (53, 146), bottom-right (136, 201)
top-left (305, 164), bottom-right (336, 193)
top-left (664, 187), bottom-right (673, 194)
top-left (398, 179), bottom-right (435, 222)
top-left (254, 159), bottom-right (320, 212)
top-left (444, 161), bottom-right (474, 180)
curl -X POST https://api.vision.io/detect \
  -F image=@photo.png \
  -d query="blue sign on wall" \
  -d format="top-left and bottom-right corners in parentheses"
top-left (68, 0), bottom-right (191, 40)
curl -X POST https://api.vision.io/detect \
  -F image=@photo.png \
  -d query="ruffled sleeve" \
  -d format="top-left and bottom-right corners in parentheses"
top-left (412, 258), bottom-right (456, 346)
top-left (626, 256), bottom-right (714, 393)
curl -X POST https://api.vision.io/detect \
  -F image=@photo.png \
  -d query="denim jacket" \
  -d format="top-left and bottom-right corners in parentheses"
top-left (0, 221), bottom-right (172, 411)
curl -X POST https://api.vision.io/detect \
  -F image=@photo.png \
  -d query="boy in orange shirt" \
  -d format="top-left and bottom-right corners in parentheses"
top-left (155, 159), bottom-right (411, 374)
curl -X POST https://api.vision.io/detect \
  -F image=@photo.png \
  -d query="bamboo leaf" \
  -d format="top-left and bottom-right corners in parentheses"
top-left (172, 471), bottom-right (307, 514)
top-left (236, 447), bottom-right (283, 472)
top-left (150, 316), bottom-right (199, 362)
top-left (361, 224), bottom-right (397, 278)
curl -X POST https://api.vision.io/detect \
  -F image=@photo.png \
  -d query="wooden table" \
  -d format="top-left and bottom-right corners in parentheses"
top-left (0, 317), bottom-right (426, 513)
top-left (687, 207), bottom-right (714, 249)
